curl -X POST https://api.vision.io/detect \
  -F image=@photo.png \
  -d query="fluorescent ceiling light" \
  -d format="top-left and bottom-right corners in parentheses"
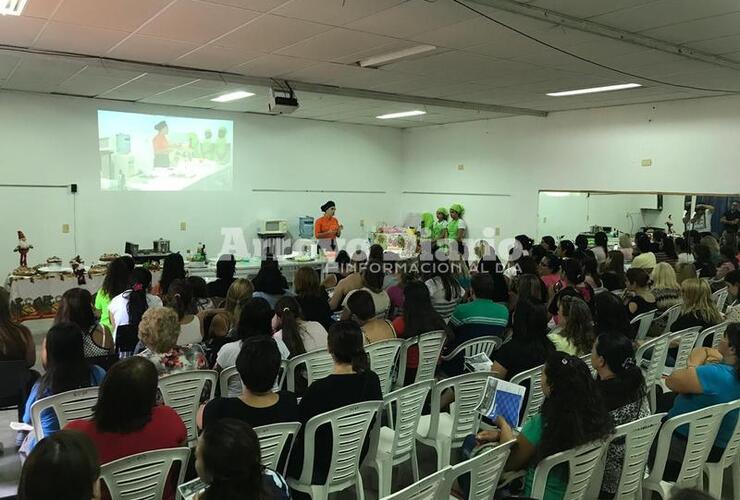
top-left (1, 0), bottom-right (28, 15)
top-left (210, 90), bottom-right (255, 103)
top-left (546, 83), bottom-right (642, 97)
top-left (376, 110), bottom-right (426, 120)
top-left (359, 45), bottom-right (437, 68)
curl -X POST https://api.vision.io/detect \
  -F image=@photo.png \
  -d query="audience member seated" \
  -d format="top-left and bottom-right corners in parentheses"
top-left (547, 295), bottom-right (594, 356)
top-left (274, 296), bottom-right (328, 356)
top-left (650, 263), bottom-right (682, 312)
top-left (108, 267), bottom-right (162, 337)
top-left (343, 290), bottom-right (395, 345)
top-left (593, 292), bottom-right (633, 338)
top-left (188, 276), bottom-right (215, 312)
top-left (205, 278), bottom-right (252, 339)
top-left (17, 429), bottom-right (100, 500)
top-left (676, 237), bottom-right (695, 265)
top-left (424, 255), bottom-right (465, 321)
top-left (618, 234), bottom-right (634, 263)
top-left (592, 231), bottom-right (609, 263)
top-left (342, 259), bottom-right (391, 319)
top-left (56, 288), bottom-right (113, 358)
top-left (474, 352), bottom-right (615, 500)
top-left (623, 268), bottom-right (657, 321)
top-left (661, 323), bottom-right (740, 480)
top-left (670, 278), bottom-right (721, 334)
top-left (137, 307), bottom-right (207, 376)
top-left (602, 250), bottom-right (627, 291)
top-left (252, 257), bottom-right (292, 309)
top-left (592, 333), bottom-right (650, 498)
top-left (694, 244), bottom-right (717, 279)
top-left (0, 287), bottom-right (35, 366)
top-left (216, 298), bottom-right (289, 373)
top-left (716, 245), bottom-right (739, 280)
top-left (66, 357), bottom-right (186, 500)
top-left (583, 256), bottom-right (606, 294)
top-left (22, 323), bottom-right (106, 452)
top-left (199, 337), bottom-right (298, 430)
top-left (287, 321), bottom-right (382, 487)
top-left (207, 254), bottom-right (237, 299)
top-left (164, 278), bottom-right (202, 345)
top-left (392, 282), bottom-right (446, 385)
top-left (725, 270), bottom-right (740, 323)
top-left (491, 299), bottom-right (555, 381)
top-left (94, 256), bottom-right (133, 332)
top-left (156, 252), bottom-right (186, 297)
top-left (293, 266), bottom-right (333, 330)
top-left (327, 251), bottom-right (365, 309)
top-left (196, 419), bottom-right (291, 500)
top-left (631, 234), bottom-right (657, 270)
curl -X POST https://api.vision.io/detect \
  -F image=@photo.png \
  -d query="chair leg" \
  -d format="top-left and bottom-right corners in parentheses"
top-left (375, 457), bottom-right (393, 498)
top-left (704, 463), bottom-right (724, 499)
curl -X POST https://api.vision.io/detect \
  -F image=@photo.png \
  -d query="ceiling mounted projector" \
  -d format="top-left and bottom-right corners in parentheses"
top-left (268, 87), bottom-right (299, 114)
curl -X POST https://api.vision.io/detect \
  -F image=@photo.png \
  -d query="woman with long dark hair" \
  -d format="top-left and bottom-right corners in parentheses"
top-left (476, 352), bottom-right (615, 499)
top-left (273, 296), bottom-right (327, 357)
top-left (196, 419), bottom-right (290, 500)
top-left (156, 252), bottom-right (186, 296)
top-left (0, 287), bottom-right (34, 366)
top-left (56, 288), bottom-right (113, 358)
top-left (108, 267), bottom-right (162, 337)
top-left (95, 256), bottom-right (132, 331)
top-left (22, 323), bottom-right (105, 451)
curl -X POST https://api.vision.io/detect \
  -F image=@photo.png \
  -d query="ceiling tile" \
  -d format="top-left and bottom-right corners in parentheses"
top-left (230, 53), bottom-right (318, 76)
top-left (276, 28), bottom-right (398, 62)
top-left (200, 0), bottom-right (291, 13)
top-left (273, 0), bottom-right (404, 25)
top-left (0, 15), bottom-right (46, 46)
top-left (139, 0), bottom-right (262, 44)
top-left (52, 0), bottom-right (172, 32)
top-left (107, 35), bottom-right (198, 64)
top-left (33, 21), bottom-right (129, 56)
top-left (345, 0), bottom-right (474, 38)
top-left (175, 44), bottom-right (264, 71)
top-left (217, 14), bottom-right (331, 52)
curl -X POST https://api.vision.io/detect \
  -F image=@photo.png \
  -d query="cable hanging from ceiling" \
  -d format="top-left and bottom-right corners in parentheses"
top-left (452, 0), bottom-right (740, 94)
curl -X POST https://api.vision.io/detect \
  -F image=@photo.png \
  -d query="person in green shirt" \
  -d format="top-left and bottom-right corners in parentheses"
top-left (94, 257), bottom-right (133, 332)
top-left (472, 352), bottom-right (614, 500)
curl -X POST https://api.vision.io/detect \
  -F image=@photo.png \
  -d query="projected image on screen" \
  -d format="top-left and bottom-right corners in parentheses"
top-left (98, 110), bottom-right (234, 191)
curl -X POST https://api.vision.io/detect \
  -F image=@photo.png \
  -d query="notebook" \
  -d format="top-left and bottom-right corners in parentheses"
top-left (477, 377), bottom-right (527, 428)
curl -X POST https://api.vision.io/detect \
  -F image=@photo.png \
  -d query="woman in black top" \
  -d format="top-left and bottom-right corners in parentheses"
top-left (200, 337), bottom-right (298, 431)
top-left (287, 321), bottom-right (382, 485)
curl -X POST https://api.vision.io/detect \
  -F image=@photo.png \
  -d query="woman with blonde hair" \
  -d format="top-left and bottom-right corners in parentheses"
top-left (203, 278), bottom-right (253, 339)
top-left (670, 278), bottom-right (722, 334)
top-left (650, 263), bottom-right (681, 312)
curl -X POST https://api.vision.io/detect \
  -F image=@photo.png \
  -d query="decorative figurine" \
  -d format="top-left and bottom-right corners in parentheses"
top-left (14, 230), bottom-right (33, 267)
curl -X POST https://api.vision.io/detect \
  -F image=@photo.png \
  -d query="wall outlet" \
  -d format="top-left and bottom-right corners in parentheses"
top-left (641, 159), bottom-right (653, 167)
top-left (180, 222), bottom-right (187, 231)
top-left (62, 224), bottom-right (70, 234)
top-left (457, 164), bottom-right (464, 171)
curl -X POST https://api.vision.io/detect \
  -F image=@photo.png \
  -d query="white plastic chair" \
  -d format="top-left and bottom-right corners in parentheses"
top-left (664, 326), bottom-right (701, 371)
top-left (630, 310), bottom-right (656, 342)
top-left (366, 338), bottom-right (403, 396)
top-left (704, 399), bottom-right (740, 500)
top-left (370, 381), bottom-right (432, 497)
top-left (654, 303), bottom-right (683, 335)
top-left (510, 363), bottom-right (545, 425)
top-left (529, 440), bottom-right (607, 500)
top-left (445, 440), bottom-right (514, 500)
top-left (254, 421), bottom-right (301, 475)
top-left (158, 370), bottom-right (217, 444)
top-left (380, 466), bottom-right (451, 500)
top-left (30, 387), bottom-right (99, 442)
top-left (635, 334), bottom-right (671, 413)
top-left (695, 321), bottom-right (729, 350)
top-left (643, 403), bottom-right (727, 500)
top-left (416, 371), bottom-right (489, 469)
top-left (285, 349), bottom-right (334, 392)
top-left (100, 447), bottom-right (190, 500)
top-left (396, 330), bottom-right (445, 389)
top-left (287, 400), bottom-right (382, 500)
top-left (712, 286), bottom-right (729, 312)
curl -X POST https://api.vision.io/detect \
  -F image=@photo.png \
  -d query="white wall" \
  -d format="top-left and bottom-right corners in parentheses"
top-left (401, 95), bottom-right (740, 245)
top-left (0, 91), bottom-right (403, 273)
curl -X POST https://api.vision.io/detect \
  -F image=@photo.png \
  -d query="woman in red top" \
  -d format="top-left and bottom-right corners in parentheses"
top-left (66, 357), bottom-right (187, 499)
top-left (314, 200), bottom-right (342, 251)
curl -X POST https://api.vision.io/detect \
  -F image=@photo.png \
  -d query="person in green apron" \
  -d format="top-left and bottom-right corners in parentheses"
top-left (448, 203), bottom-right (467, 254)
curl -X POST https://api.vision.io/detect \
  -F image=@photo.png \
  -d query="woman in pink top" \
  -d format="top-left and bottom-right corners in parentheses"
top-left (538, 253), bottom-right (561, 290)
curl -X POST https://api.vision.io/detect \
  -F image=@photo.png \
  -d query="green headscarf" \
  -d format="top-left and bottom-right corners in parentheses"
top-left (449, 203), bottom-right (465, 217)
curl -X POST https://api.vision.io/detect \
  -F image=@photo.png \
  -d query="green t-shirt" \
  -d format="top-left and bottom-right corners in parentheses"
top-left (522, 414), bottom-right (568, 500)
top-left (94, 290), bottom-right (112, 330)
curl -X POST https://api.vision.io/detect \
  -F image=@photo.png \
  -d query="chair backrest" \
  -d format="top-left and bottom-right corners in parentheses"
top-left (297, 401), bottom-right (382, 489)
top-left (158, 370), bottom-right (217, 443)
top-left (382, 381), bottom-right (432, 461)
top-left (0, 360), bottom-right (30, 402)
top-left (529, 440), bottom-right (606, 500)
top-left (648, 403), bottom-right (727, 489)
top-left (428, 372), bottom-right (489, 444)
top-left (366, 338), bottom-right (403, 396)
top-left (285, 349), bottom-right (334, 392)
top-left (30, 387), bottom-right (100, 442)
top-left (254, 421), bottom-right (301, 474)
top-left (712, 287), bottom-right (728, 312)
top-left (382, 466), bottom-right (450, 500)
top-left (447, 441), bottom-right (514, 500)
top-left (397, 330), bottom-right (446, 387)
top-left (695, 321), bottom-right (729, 351)
top-left (219, 365), bottom-right (241, 397)
top-left (100, 447), bottom-right (190, 500)
top-left (510, 363), bottom-right (545, 424)
top-left (608, 412), bottom-right (666, 499)
top-left (656, 303), bottom-right (682, 335)
top-left (663, 327), bottom-right (701, 371)
top-left (630, 310), bottom-right (656, 342)
top-left (714, 399), bottom-right (740, 468)
top-left (635, 334), bottom-right (671, 412)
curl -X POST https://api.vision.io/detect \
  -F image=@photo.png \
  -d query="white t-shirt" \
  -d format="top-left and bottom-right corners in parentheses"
top-left (177, 316), bottom-right (202, 346)
top-left (216, 338), bottom-right (290, 396)
top-left (108, 291), bottom-right (163, 336)
top-left (343, 287), bottom-right (391, 319)
top-left (274, 320), bottom-right (328, 354)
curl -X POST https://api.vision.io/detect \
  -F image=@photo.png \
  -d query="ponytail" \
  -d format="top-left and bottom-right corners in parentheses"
top-left (127, 268), bottom-right (152, 330)
top-left (275, 297), bottom-right (305, 357)
top-left (328, 320), bottom-right (368, 373)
